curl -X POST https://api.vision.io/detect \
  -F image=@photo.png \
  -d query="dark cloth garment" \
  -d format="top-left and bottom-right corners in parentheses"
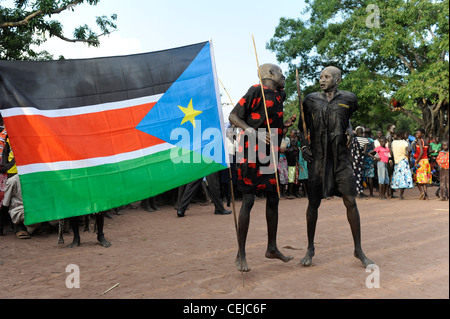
top-left (178, 172), bottom-right (225, 213)
top-left (220, 155), bottom-right (238, 185)
top-left (286, 137), bottom-right (298, 167)
top-left (230, 85), bottom-right (286, 193)
top-left (299, 90), bottom-right (358, 200)
top-left (350, 137), bottom-right (365, 194)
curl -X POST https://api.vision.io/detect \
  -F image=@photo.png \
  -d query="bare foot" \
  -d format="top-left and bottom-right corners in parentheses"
top-left (265, 249), bottom-right (293, 262)
top-left (98, 234), bottom-right (111, 247)
top-left (354, 250), bottom-right (374, 267)
top-left (67, 237), bottom-right (80, 248)
top-left (300, 248), bottom-right (315, 266)
top-left (235, 255), bottom-right (251, 272)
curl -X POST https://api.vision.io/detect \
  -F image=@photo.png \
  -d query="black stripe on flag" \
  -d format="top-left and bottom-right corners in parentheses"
top-left (0, 42), bottom-right (208, 111)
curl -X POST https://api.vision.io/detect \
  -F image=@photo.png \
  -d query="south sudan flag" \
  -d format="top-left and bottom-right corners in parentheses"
top-left (0, 41), bottom-right (228, 225)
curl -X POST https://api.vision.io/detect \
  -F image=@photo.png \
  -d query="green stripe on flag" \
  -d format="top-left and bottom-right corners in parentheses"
top-left (20, 147), bottom-right (226, 225)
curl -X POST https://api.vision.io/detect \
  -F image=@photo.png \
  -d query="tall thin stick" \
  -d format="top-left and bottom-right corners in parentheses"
top-left (219, 78), bottom-right (244, 287)
top-left (296, 68), bottom-right (308, 141)
top-left (251, 35), bottom-right (281, 199)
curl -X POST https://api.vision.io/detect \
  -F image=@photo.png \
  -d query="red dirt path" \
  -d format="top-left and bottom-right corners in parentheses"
top-left (0, 187), bottom-right (448, 299)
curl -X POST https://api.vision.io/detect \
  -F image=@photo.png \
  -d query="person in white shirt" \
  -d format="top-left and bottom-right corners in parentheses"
top-left (390, 130), bottom-right (414, 199)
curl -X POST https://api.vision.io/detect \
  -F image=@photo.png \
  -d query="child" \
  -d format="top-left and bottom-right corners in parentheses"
top-left (436, 140), bottom-right (449, 201)
top-left (414, 129), bottom-right (432, 200)
top-left (369, 136), bottom-right (391, 199)
top-left (390, 130), bottom-right (414, 200)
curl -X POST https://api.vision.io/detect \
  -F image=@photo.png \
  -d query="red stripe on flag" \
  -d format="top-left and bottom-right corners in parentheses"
top-left (4, 102), bottom-right (164, 166)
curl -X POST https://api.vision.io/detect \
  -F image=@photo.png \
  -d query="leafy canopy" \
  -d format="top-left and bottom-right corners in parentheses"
top-left (0, 0), bottom-right (117, 60)
top-left (267, 0), bottom-right (449, 135)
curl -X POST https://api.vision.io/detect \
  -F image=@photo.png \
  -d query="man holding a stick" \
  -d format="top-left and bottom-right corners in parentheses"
top-left (229, 63), bottom-right (295, 272)
top-left (297, 66), bottom-right (373, 267)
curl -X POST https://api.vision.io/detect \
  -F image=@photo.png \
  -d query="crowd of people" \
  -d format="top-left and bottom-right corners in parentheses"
top-left (0, 117), bottom-right (448, 243)
top-left (275, 123), bottom-right (449, 202)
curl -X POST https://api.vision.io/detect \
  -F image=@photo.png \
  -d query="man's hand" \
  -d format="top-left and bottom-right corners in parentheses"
top-left (346, 131), bottom-right (354, 147)
top-left (246, 127), bottom-right (271, 145)
top-left (284, 114), bottom-right (297, 128)
top-left (301, 145), bottom-right (313, 163)
top-left (257, 130), bottom-right (271, 145)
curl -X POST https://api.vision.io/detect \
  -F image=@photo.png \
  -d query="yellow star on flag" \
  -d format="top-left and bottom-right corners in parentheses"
top-left (178, 98), bottom-right (203, 128)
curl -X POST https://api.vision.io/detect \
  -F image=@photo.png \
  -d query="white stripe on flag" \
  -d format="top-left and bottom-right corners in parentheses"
top-left (18, 142), bottom-right (175, 175)
top-left (1, 94), bottom-right (163, 118)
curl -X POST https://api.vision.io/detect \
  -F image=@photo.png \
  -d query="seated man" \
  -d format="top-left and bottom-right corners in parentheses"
top-left (0, 174), bottom-right (39, 239)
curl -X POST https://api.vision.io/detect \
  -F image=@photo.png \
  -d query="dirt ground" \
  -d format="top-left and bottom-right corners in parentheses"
top-left (0, 187), bottom-right (448, 301)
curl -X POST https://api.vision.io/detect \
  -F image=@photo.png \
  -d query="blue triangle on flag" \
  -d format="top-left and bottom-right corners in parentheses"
top-left (136, 42), bottom-right (227, 167)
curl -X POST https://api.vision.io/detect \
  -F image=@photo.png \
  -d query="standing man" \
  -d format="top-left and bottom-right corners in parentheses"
top-left (176, 171), bottom-right (232, 217)
top-left (229, 63), bottom-right (295, 272)
top-left (298, 66), bottom-right (373, 267)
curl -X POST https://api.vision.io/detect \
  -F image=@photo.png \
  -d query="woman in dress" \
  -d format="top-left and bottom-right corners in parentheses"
top-left (414, 129), bottom-right (432, 200)
top-left (391, 130), bottom-right (414, 199)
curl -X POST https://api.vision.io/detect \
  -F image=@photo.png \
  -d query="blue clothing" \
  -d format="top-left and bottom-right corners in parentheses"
top-left (377, 161), bottom-right (389, 184)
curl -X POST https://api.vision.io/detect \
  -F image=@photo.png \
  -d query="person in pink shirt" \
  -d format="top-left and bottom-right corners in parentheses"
top-left (369, 136), bottom-right (390, 199)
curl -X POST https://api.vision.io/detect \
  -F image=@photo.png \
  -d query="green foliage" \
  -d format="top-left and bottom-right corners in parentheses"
top-left (267, 0), bottom-right (449, 136)
top-left (0, 0), bottom-right (117, 60)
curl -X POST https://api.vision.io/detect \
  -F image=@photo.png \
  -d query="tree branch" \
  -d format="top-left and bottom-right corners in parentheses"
top-left (397, 53), bottom-right (415, 72)
top-left (51, 32), bottom-right (97, 45)
top-left (51, 29), bottom-right (116, 45)
top-left (396, 107), bottom-right (424, 126)
top-left (0, 1), bottom-right (82, 28)
top-left (428, 27), bottom-right (436, 39)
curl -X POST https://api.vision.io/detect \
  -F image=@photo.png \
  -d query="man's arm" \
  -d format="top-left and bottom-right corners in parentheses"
top-left (346, 120), bottom-right (354, 147)
top-left (229, 113), bottom-right (270, 145)
top-left (297, 97), bottom-right (313, 163)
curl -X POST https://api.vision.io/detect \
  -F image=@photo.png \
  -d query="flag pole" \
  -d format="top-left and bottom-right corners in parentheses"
top-left (219, 78), bottom-right (245, 287)
top-left (251, 35), bottom-right (281, 199)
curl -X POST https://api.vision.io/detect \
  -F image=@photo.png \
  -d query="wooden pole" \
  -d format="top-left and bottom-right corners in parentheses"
top-left (251, 35), bottom-right (281, 199)
top-left (296, 68), bottom-right (308, 141)
top-left (218, 78), bottom-right (244, 286)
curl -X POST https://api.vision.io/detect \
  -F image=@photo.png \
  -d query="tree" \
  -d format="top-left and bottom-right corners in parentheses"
top-left (267, 0), bottom-right (449, 137)
top-left (0, 0), bottom-right (117, 60)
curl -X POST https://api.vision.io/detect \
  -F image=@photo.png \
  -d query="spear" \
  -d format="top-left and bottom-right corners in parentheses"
top-left (296, 68), bottom-right (308, 141)
top-left (251, 35), bottom-right (281, 199)
top-left (295, 68), bottom-right (313, 163)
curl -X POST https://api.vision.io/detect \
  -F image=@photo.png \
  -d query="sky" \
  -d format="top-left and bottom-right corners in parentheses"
top-left (32, 0), bottom-right (309, 122)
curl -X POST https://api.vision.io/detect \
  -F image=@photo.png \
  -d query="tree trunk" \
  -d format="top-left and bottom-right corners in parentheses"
top-left (419, 99), bottom-right (449, 138)
top-left (439, 102), bottom-right (449, 138)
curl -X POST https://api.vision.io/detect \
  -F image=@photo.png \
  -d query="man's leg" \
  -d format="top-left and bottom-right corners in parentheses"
top-left (176, 179), bottom-right (202, 217)
top-left (206, 172), bottom-right (231, 215)
top-left (175, 184), bottom-right (186, 210)
top-left (95, 212), bottom-right (111, 247)
top-left (300, 198), bottom-right (321, 266)
top-left (265, 191), bottom-right (293, 262)
top-left (236, 192), bottom-right (254, 272)
top-left (342, 195), bottom-right (373, 266)
top-left (67, 217), bottom-right (80, 248)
